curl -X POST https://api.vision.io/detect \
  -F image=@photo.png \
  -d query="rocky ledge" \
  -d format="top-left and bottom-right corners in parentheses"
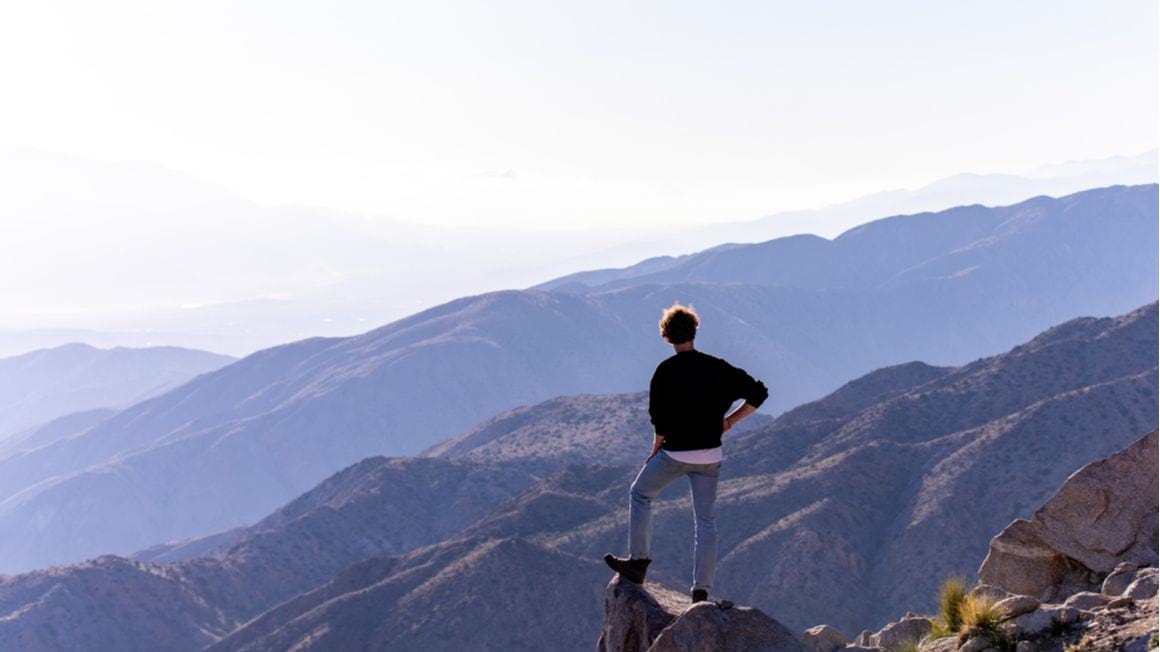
top-left (798, 431), bottom-right (1159, 652)
top-left (597, 575), bottom-right (806, 652)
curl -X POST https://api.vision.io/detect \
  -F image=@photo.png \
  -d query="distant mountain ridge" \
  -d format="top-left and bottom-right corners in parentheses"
top-left (0, 304), bottom-right (1153, 650)
top-left (664, 149), bottom-right (1158, 253)
top-left (0, 342), bottom-right (234, 443)
top-left (536, 183), bottom-right (1157, 293)
top-left (0, 184), bottom-right (1153, 573)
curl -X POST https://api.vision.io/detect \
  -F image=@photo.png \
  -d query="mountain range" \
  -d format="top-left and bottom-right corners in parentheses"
top-left (0, 303), bottom-right (1154, 650)
top-left (0, 183), bottom-right (1154, 574)
top-left (0, 343), bottom-right (233, 443)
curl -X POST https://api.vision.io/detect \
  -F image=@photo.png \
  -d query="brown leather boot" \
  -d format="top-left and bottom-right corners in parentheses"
top-left (602, 553), bottom-right (651, 584)
top-left (691, 589), bottom-right (708, 603)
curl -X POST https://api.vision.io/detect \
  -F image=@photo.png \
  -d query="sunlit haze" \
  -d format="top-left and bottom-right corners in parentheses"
top-left (2, 1), bottom-right (1156, 228)
top-left (0, 1), bottom-right (1156, 354)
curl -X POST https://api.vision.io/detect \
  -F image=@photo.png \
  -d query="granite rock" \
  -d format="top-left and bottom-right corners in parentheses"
top-left (995, 595), bottom-right (1040, 620)
top-left (1101, 562), bottom-right (1140, 597)
top-left (870, 616), bottom-right (932, 650)
top-left (1122, 568), bottom-right (1158, 600)
top-left (978, 432), bottom-right (1159, 598)
top-left (650, 601), bottom-right (806, 652)
top-left (802, 624), bottom-right (850, 652)
top-left (1063, 592), bottom-right (1107, 611)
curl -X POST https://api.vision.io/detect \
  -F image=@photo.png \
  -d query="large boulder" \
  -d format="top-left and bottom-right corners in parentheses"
top-left (598, 575), bottom-right (806, 652)
top-left (978, 431), bottom-right (1159, 600)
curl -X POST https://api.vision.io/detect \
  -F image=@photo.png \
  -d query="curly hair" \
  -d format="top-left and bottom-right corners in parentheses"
top-left (658, 303), bottom-right (699, 344)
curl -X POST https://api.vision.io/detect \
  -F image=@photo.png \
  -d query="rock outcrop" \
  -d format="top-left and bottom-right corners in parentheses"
top-left (978, 430), bottom-right (1159, 601)
top-left (869, 615), bottom-right (933, 649)
top-left (599, 576), bottom-right (806, 652)
top-left (803, 624), bottom-right (851, 652)
top-left (799, 430), bottom-right (1159, 652)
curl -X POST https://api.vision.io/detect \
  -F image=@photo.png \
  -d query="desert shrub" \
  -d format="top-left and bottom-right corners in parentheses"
top-left (928, 619), bottom-right (954, 640)
top-left (936, 575), bottom-right (967, 633)
top-left (959, 593), bottom-right (1008, 647)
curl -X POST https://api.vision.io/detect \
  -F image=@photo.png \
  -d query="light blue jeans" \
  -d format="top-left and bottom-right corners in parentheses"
top-left (628, 449), bottom-right (721, 593)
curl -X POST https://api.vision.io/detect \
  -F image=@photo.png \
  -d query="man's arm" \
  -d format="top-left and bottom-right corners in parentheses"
top-left (721, 362), bottom-right (768, 433)
top-left (645, 433), bottom-right (664, 463)
top-left (722, 402), bottom-right (757, 432)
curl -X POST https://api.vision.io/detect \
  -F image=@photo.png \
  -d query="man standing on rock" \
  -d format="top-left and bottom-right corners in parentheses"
top-left (604, 303), bottom-right (768, 603)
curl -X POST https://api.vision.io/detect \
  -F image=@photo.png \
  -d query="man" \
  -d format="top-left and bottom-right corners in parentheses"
top-left (604, 303), bottom-right (768, 603)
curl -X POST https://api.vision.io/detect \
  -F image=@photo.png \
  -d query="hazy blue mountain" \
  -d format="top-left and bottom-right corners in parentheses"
top-left (0, 185), bottom-right (1154, 573)
top-left (537, 184), bottom-right (1157, 294)
top-left (665, 149), bottom-right (1158, 250)
top-left (0, 408), bottom-right (116, 457)
top-left (0, 343), bottom-right (233, 442)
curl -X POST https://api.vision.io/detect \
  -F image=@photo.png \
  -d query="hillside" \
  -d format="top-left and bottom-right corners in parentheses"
top-left (0, 457), bottom-right (542, 650)
top-left (0, 185), bottom-right (1153, 573)
top-left (0, 343), bottom-right (233, 443)
top-left (206, 536), bottom-right (608, 652)
top-left (0, 305), bottom-right (1153, 650)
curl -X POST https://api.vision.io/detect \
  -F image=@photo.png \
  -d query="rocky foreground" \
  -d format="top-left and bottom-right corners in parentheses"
top-left (600, 431), bottom-right (1159, 651)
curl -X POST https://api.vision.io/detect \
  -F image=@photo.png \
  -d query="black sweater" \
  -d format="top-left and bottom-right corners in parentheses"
top-left (648, 349), bottom-right (769, 452)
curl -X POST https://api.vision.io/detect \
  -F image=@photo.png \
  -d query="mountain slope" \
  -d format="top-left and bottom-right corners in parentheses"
top-left (0, 305), bottom-right (1154, 650)
top-left (0, 186), bottom-right (1154, 573)
top-left (206, 536), bottom-right (607, 652)
top-left (0, 408), bottom-right (116, 457)
top-left (0, 457), bottom-right (541, 651)
top-left (0, 343), bottom-right (233, 442)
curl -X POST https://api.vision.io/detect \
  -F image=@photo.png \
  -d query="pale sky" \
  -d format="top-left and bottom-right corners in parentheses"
top-left (0, 0), bottom-right (1156, 229)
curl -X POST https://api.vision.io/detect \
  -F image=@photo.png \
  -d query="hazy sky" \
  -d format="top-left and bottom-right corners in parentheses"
top-left (1, 0), bottom-right (1156, 229)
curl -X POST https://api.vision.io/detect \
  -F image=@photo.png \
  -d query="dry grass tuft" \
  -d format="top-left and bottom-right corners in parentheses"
top-left (958, 593), bottom-right (1006, 644)
top-left (936, 576), bottom-right (967, 634)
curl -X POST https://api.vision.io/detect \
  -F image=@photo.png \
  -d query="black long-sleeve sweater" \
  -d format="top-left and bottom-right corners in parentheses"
top-left (648, 349), bottom-right (769, 452)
